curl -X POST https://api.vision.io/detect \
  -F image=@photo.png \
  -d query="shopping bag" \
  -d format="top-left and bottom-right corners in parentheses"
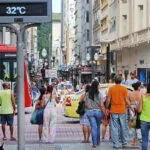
top-left (30, 109), bottom-right (38, 124)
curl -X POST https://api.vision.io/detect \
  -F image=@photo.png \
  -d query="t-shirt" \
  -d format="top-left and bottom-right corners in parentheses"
top-left (85, 92), bottom-right (104, 110)
top-left (108, 84), bottom-right (128, 114)
top-left (125, 78), bottom-right (138, 86)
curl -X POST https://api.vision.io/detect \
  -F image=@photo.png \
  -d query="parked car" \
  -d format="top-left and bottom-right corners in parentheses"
top-left (63, 84), bottom-right (133, 118)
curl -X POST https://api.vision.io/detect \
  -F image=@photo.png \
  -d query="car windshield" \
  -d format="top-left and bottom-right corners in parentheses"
top-left (57, 84), bottom-right (73, 90)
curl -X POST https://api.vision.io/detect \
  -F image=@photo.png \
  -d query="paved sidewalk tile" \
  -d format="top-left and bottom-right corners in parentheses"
top-left (3, 142), bottom-right (141, 150)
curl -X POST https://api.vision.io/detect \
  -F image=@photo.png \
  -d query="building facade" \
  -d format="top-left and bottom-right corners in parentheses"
top-left (110, 0), bottom-right (150, 83)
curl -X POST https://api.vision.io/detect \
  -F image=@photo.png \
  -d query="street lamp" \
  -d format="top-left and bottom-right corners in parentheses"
top-left (86, 51), bottom-right (91, 65)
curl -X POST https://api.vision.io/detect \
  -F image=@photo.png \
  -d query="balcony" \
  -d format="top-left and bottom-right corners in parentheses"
top-left (93, 0), bottom-right (100, 12)
top-left (110, 27), bottom-right (150, 51)
top-left (100, 0), bottom-right (108, 10)
top-left (101, 16), bottom-right (108, 32)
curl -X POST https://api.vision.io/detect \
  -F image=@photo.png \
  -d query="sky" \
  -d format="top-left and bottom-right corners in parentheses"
top-left (53, 0), bottom-right (61, 13)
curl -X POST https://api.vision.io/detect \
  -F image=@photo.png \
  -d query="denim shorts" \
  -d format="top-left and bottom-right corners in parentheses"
top-left (36, 109), bottom-right (44, 125)
top-left (1, 114), bottom-right (14, 126)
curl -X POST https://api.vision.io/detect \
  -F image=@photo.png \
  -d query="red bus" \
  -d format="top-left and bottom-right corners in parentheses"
top-left (0, 44), bottom-right (32, 107)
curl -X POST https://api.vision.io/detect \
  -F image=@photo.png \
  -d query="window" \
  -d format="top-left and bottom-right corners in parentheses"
top-left (101, 16), bottom-right (108, 32)
top-left (86, 11), bottom-right (89, 23)
top-left (86, 0), bottom-right (89, 4)
top-left (122, 14), bottom-right (127, 33)
top-left (138, 5), bottom-right (143, 29)
top-left (87, 30), bottom-right (90, 41)
top-left (101, 0), bottom-right (108, 10)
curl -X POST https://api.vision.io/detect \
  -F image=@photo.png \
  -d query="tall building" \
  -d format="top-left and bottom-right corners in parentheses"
top-left (110, 0), bottom-right (150, 83)
top-left (61, 0), bottom-right (75, 66)
top-left (52, 13), bottom-right (61, 68)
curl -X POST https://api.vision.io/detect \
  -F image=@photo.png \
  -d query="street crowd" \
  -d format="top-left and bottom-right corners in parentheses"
top-left (0, 72), bottom-right (150, 150)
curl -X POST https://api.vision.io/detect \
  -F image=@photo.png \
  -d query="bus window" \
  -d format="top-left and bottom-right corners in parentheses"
top-left (3, 62), bottom-right (10, 81)
top-left (13, 62), bottom-right (17, 81)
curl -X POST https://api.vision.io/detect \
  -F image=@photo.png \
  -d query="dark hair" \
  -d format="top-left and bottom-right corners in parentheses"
top-left (39, 87), bottom-right (46, 100)
top-left (147, 83), bottom-right (150, 93)
top-left (85, 84), bottom-right (90, 93)
top-left (114, 75), bottom-right (122, 84)
top-left (132, 82), bottom-right (140, 91)
top-left (47, 85), bottom-right (53, 93)
top-left (89, 80), bottom-right (99, 101)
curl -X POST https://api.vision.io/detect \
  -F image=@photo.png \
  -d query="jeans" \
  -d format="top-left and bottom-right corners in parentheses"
top-left (110, 113), bottom-right (127, 147)
top-left (141, 121), bottom-right (150, 150)
top-left (86, 110), bottom-right (103, 146)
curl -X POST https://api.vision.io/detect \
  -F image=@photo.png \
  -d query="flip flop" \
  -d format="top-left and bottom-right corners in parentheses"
top-left (10, 137), bottom-right (16, 141)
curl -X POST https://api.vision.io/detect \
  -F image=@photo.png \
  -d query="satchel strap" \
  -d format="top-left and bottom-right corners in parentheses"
top-left (43, 96), bottom-right (51, 109)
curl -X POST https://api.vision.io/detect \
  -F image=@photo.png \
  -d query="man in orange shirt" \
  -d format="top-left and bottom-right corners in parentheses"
top-left (107, 75), bottom-right (133, 149)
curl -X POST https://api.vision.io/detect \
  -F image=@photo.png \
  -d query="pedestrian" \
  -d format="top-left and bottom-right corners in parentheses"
top-left (35, 87), bottom-right (46, 141)
top-left (85, 80), bottom-right (106, 148)
top-left (125, 72), bottom-right (138, 86)
top-left (138, 83), bottom-right (150, 150)
top-left (129, 82), bottom-right (142, 145)
top-left (107, 75), bottom-right (134, 149)
top-left (42, 85), bottom-right (59, 143)
top-left (0, 83), bottom-right (16, 141)
top-left (79, 84), bottom-right (91, 143)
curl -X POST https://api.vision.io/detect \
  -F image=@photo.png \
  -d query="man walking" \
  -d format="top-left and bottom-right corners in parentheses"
top-left (107, 75), bottom-right (133, 149)
top-left (0, 83), bottom-right (16, 141)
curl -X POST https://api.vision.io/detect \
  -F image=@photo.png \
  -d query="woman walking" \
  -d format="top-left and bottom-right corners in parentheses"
top-left (129, 82), bottom-right (142, 145)
top-left (35, 87), bottom-right (46, 141)
top-left (79, 84), bottom-right (91, 143)
top-left (138, 83), bottom-right (150, 150)
top-left (85, 80), bottom-right (106, 148)
top-left (42, 85), bottom-right (59, 143)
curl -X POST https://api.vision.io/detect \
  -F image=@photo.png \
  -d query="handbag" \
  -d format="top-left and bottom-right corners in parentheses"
top-left (30, 96), bottom-right (51, 124)
top-left (30, 109), bottom-right (38, 124)
top-left (76, 101), bottom-right (85, 116)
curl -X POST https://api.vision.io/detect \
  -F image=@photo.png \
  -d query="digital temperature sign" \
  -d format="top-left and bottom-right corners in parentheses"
top-left (0, 0), bottom-right (52, 23)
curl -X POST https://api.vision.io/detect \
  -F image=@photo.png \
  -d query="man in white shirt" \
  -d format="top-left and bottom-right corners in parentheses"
top-left (125, 72), bottom-right (138, 86)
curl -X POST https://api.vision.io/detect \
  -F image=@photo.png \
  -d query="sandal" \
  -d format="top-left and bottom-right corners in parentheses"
top-left (10, 137), bottom-right (16, 141)
top-left (3, 137), bottom-right (7, 141)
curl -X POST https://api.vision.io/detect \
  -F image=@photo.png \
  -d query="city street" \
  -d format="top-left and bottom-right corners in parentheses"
top-left (0, 104), bottom-right (146, 150)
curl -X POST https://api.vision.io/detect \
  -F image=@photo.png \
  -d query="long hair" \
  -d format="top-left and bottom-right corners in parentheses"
top-left (39, 87), bottom-right (46, 100)
top-left (89, 80), bottom-right (99, 101)
top-left (85, 84), bottom-right (90, 93)
top-left (47, 85), bottom-right (53, 94)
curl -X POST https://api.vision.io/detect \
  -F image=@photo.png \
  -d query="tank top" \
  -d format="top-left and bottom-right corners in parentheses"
top-left (0, 89), bottom-right (13, 114)
top-left (45, 98), bottom-right (56, 109)
top-left (140, 95), bottom-right (150, 122)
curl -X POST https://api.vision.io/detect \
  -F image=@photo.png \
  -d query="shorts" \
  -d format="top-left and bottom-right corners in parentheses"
top-left (1, 114), bottom-right (14, 126)
top-left (36, 109), bottom-right (44, 125)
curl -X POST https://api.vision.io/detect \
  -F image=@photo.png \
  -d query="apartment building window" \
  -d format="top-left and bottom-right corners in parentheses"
top-left (86, 11), bottom-right (89, 23)
top-left (101, 16), bottom-right (108, 32)
top-left (101, 0), bottom-right (108, 10)
top-left (86, 0), bottom-right (89, 4)
top-left (94, 31), bottom-right (100, 43)
top-left (87, 30), bottom-right (90, 41)
top-left (122, 14), bottom-right (127, 33)
top-left (121, 0), bottom-right (127, 4)
top-left (138, 5), bottom-right (143, 29)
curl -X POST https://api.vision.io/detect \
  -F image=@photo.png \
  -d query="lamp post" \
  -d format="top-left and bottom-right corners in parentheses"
top-left (94, 51), bottom-right (99, 78)
top-left (86, 51), bottom-right (91, 65)
top-left (41, 48), bottom-right (47, 81)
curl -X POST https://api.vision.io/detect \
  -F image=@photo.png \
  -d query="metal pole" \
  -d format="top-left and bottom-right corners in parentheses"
top-left (17, 26), bottom-right (25, 150)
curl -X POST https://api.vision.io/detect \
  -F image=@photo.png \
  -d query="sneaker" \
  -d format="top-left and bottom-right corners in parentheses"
top-left (113, 146), bottom-right (122, 149)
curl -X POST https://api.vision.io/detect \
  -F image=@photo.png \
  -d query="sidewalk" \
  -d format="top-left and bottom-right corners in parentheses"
top-left (3, 142), bottom-right (141, 150)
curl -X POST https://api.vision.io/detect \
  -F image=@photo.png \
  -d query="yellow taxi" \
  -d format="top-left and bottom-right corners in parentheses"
top-left (63, 84), bottom-right (133, 118)
top-left (64, 90), bottom-right (84, 118)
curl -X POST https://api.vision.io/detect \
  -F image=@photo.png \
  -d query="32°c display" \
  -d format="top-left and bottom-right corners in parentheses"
top-left (0, 2), bottom-right (47, 16)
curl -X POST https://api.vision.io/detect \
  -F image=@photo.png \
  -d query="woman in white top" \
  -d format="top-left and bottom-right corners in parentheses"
top-left (42, 85), bottom-right (59, 143)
